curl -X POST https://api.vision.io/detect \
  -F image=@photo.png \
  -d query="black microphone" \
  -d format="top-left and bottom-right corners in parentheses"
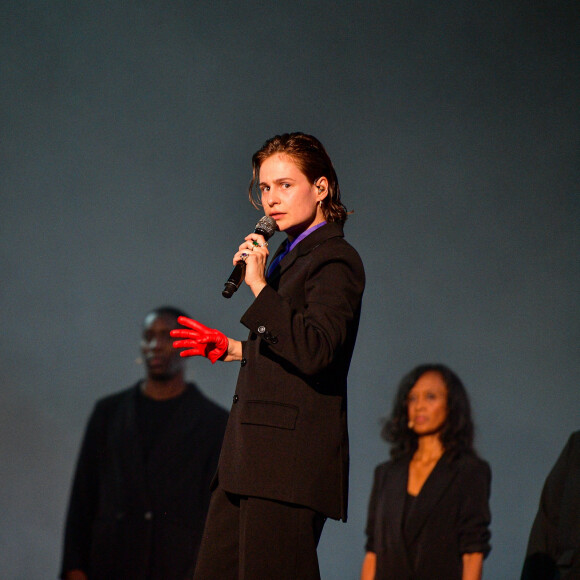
top-left (222, 216), bottom-right (277, 298)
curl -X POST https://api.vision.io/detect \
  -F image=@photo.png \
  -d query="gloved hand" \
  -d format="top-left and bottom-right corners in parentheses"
top-left (170, 316), bottom-right (228, 364)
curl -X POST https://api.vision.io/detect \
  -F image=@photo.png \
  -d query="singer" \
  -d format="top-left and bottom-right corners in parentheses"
top-left (171, 132), bottom-right (365, 579)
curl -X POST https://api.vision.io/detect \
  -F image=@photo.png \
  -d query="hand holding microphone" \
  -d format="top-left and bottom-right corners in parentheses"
top-left (171, 317), bottom-right (228, 363)
top-left (222, 216), bottom-right (277, 298)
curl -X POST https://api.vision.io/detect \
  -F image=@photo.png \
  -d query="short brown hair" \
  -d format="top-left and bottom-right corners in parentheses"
top-left (248, 132), bottom-right (349, 223)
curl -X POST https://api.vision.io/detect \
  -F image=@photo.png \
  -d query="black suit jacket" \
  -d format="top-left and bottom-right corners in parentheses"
top-left (365, 452), bottom-right (492, 580)
top-left (60, 382), bottom-right (228, 580)
top-left (522, 430), bottom-right (580, 580)
top-left (218, 222), bottom-right (365, 521)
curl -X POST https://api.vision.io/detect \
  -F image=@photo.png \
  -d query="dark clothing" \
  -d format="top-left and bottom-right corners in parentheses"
top-left (194, 483), bottom-right (326, 580)
top-left (135, 387), bottom-right (187, 459)
top-left (195, 222), bottom-right (364, 579)
top-left (60, 382), bottom-right (228, 580)
top-left (365, 452), bottom-right (492, 580)
top-left (218, 222), bottom-right (365, 522)
top-left (522, 430), bottom-right (580, 580)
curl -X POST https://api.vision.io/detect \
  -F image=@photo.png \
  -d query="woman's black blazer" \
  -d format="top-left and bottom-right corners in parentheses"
top-left (218, 222), bottom-right (365, 521)
top-left (365, 452), bottom-right (492, 580)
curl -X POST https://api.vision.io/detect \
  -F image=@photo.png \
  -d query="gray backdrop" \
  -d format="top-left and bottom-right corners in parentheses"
top-left (1, 1), bottom-right (578, 578)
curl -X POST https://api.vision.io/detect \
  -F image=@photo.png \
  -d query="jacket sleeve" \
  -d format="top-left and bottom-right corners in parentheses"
top-left (457, 458), bottom-right (492, 556)
top-left (364, 465), bottom-right (383, 553)
top-left (60, 403), bottom-right (106, 577)
top-left (241, 244), bottom-right (365, 376)
top-left (521, 432), bottom-right (579, 579)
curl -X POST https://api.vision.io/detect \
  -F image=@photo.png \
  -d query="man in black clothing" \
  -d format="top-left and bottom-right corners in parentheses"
top-left (60, 306), bottom-right (228, 580)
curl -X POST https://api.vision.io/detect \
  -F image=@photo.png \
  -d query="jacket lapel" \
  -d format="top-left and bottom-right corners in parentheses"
top-left (387, 459), bottom-right (409, 537)
top-left (379, 459), bottom-right (414, 576)
top-left (267, 222), bottom-right (344, 283)
top-left (404, 454), bottom-right (458, 545)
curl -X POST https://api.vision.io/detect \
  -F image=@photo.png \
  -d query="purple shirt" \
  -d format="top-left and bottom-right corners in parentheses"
top-left (267, 221), bottom-right (327, 278)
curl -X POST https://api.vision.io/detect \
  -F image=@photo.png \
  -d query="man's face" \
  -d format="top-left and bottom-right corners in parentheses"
top-left (141, 313), bottom-right (184, 380)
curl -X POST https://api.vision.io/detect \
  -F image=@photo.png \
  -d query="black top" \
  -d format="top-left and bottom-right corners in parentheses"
top-left (135, 385), bottom-right (187, 459)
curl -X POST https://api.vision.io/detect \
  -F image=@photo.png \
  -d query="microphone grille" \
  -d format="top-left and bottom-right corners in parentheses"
top-left (255, 216), bottom-right (277, 240)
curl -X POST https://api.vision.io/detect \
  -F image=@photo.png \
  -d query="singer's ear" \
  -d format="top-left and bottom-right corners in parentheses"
top-left (314, 177), bottom-right (329, 201)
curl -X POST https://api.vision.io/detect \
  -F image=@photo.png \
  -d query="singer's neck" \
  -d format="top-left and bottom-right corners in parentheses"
top-left (413, 434), bottom-right (444, 463)
top-left (285, 219), bottom-right (327, 244)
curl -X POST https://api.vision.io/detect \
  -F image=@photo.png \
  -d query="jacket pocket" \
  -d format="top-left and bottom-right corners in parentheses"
top-left (241, 400), bottom-right (298, 430)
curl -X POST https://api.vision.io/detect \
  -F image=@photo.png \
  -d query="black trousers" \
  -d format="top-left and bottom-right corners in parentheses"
top-left (193, 485), bottom-right (327, 580)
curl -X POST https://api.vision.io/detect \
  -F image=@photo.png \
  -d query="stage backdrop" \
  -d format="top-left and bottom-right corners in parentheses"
top-left (1, 1), bottom-right (578, 578)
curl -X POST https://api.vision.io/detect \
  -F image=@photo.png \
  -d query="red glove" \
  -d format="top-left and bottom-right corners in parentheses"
top-left (170, 317), bottom-right (228, 364)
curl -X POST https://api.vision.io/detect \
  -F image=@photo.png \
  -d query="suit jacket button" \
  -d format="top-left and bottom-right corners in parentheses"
top-left (241, 358), bottom-right (247, 366)
top-left (270, 336), bottom-right (278, 344)
top-left (233, 394), bottom-right (239, 403)
top-left (257, 325), bottom-right (266, 334)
